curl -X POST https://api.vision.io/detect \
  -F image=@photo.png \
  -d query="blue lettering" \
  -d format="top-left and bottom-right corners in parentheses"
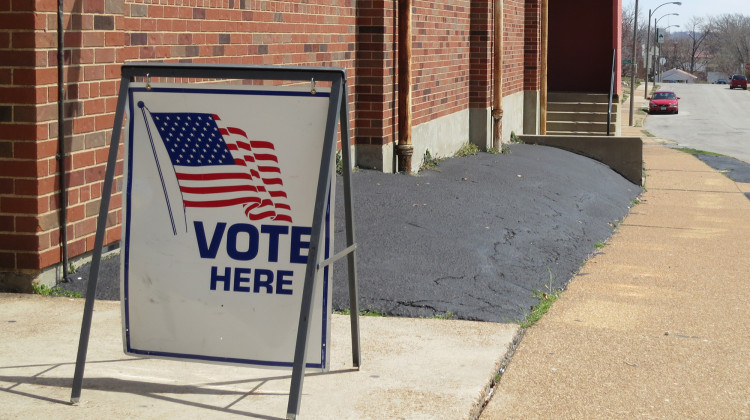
top-left (253, 269), bottom-right (274, 294)
top-left (276, 270), bottom-right (293, 295)
top-left (290, 226), bottom-right (311, 264)
top-left (210, 266), bottom-right (231, 291)
top-left (261, 225), bottom-right (289, 262)
top-left (195, 222), bottom-right (312, 264)
top-left (226, 224), bottom-right (260, 261)
top-left (209, 266), bottom-right (300, 295)
top-left (194, 221), bottom-right (226, 258)
top-left (233, 267), bottom-right (251, 292)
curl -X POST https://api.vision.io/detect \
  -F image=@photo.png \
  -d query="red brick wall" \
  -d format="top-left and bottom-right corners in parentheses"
top-left (523, 0), bottom-right (540, 91)
top-left (469, 0), bottom-right (492, 109)
top-left (502, 0), bottom-right (525, 96)
top-left (354, 0), bottom-right (396, 148)
top-left (1, 0), bottom-right (358, 277)
top-left (411, 0), bottom-right (471, 126)
top-left (0, 0), bottom-right (69, 272)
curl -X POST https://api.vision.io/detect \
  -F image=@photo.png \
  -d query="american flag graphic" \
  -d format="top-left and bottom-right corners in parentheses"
top-left (149, 111), bottom-right (293, 223)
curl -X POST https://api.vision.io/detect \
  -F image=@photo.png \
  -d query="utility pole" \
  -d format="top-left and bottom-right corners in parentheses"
top-left (645, 8), bottom-right (652, 99)
top-left (629, 0), bottom-right (638, 126)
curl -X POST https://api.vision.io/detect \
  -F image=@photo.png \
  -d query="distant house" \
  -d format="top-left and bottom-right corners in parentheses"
top-left (661, 68), bottom-right (698, 83)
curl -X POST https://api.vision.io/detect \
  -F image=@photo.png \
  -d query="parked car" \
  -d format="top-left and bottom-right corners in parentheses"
top-left (648, 90), bottom-right (680, 114)
top-left (716, 78), bottom-right (728, 84)
top-left (729, 74), bottom-right (747, 89)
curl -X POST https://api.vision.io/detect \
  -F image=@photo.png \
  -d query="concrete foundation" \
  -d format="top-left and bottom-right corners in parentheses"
top-left (520, 134), bottom-right (643, 185)
top-left (0, 245), bottom-right (120, 293)
top-left (469, 107), bottom-right (492, 151)
top-left (411, 109), bottom-right (471, 172)
top-left (523, 90), bottom-right (540, 135)
top-left (501, 91), bottom-right (525, 142)
top-left (356, 142), bottom-right (395, 173)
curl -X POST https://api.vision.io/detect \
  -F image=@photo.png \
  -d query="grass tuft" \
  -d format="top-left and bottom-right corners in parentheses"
top-left (32, 284), bottom-right (82, 298)
top-left (675, 148), bottom-right (726, 157)
top-left (455, 143), bottom-right (480, 157)
top-left (520, 268), bottom-right (561, 328)
top-left (431, 311), bottom-right (455, 320)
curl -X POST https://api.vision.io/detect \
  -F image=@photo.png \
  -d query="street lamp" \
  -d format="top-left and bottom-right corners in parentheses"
top-left (653, 17), bottom-right (678, 83)
top-left (655, 13), bottom-right (679, 28)
top-left (652, 13), bottom-right (679, 84)
top-left (645, 2), bottom-right (682, 99)
top-left (655, 24), bottom-right (680, 82)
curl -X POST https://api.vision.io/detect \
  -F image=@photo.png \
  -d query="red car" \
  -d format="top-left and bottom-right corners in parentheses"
top-left (648, 90), bottom-right (680, 114)
top-left (729, 74), bottom-right (747, 89)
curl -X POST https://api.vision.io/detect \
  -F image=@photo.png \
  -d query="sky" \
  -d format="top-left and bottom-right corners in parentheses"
top-left (630, 0), bottom-right (750, 31)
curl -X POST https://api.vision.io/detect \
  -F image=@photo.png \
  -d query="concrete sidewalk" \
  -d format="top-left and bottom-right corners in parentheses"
top-left (0, 292), bottom-right (518, 419)
top-left (482, 102), bottom-right (750, 418)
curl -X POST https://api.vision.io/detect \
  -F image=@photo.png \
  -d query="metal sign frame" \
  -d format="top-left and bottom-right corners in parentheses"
top-left (69, 63), bottom-right (361, 420)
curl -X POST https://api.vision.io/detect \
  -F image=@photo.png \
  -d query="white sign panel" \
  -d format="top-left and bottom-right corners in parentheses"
top-left (122, 83), bottom-right (333, 370)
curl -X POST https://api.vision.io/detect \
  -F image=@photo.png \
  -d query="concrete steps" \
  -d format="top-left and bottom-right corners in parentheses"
top-left (546, 92), bottom-right (618, 136)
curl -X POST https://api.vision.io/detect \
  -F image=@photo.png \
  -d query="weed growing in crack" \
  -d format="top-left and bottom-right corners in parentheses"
top-left (334, 306), bottom-right (387, 317)
top-left (429, 311), bottom-right (455, 320)
top-left (335, 150), bottom-right (343, 176)
top-left (510, 131), bottom-right (524, 144)
top-left (520, 267), bottom-right (561, 328)
top-left (420, 149), bottom-right (443, 171)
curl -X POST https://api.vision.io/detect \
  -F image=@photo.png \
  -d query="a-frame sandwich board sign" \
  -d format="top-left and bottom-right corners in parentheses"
top-left (69, 64), bottom-right (361, 420)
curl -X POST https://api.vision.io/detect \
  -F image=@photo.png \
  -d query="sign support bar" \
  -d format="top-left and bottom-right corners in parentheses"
top-left (339, 83), bottom-right (361, 368)
top-left (69, 64), bottom-right (360, 419)
top-left (71, 75), bottom-right (130, 403)
top-left (286, 74), bottom-right (341, 420)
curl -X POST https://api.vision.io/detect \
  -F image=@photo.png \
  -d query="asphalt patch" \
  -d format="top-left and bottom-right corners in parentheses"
top-left (59, 144), bottom-right (641, 323)
top-left (690, 153), bottom-right (750, 183)
top-left (332, 144), bottom-right (640, 322)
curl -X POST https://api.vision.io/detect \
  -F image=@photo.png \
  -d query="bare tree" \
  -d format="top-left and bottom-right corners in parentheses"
top-left (663, 36), bottom-right (691, 72)
top-left (686, 17), bottom-right (710, 74)
top-left (707, 14), bottom-right (750, 75)
top-left (621, 0), bottom-right (650, 78)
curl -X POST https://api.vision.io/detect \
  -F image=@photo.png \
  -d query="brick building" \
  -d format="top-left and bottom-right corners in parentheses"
top-left (0, 0), bottom-right (621, 290)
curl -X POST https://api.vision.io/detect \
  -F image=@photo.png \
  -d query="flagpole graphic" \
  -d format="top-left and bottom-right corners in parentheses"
top-left (137, 100), bottom-right (294, 234)
top-left (138, 101), bottom-right (179, 234)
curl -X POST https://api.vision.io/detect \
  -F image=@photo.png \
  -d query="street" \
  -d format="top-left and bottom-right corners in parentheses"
top-left (644, 83), bottom-right (750, 164)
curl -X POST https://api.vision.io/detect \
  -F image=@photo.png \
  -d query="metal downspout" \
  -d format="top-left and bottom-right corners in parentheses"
top-left (492, 0), bottom-right (503, 149)
top-left (57, 0), bottom-right (70, 280)
top-left (540, 0), bottom-right (548, 135)
top-left (397, 0), bottom-right (413, 172)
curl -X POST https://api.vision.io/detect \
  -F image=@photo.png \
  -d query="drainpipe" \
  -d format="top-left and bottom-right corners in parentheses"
top-left (397, 0), bottom-right (413, 172)
top-left (539, 0), bottom-right (548, 135)
top-left (57, 0), bottom-right (70, 280)
top-left (492, 0), bottom-right (503, 149)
